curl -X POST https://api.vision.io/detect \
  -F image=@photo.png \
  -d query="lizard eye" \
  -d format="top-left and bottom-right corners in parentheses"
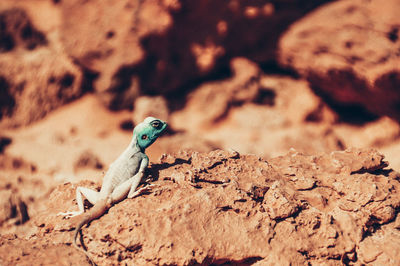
top-left (141, 135), bottom-right (148, 140)
top-left (151, 121), bottom-right (160, 128)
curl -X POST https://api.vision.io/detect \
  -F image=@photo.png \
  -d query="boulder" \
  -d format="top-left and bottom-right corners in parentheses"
top-left (279, 0), bottom-right (400, 121)
top-left (0, 4), bottom-right (83, 127)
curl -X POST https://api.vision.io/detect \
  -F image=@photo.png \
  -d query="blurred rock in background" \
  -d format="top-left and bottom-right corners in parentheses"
top-left (279, 0), bottom-right (400, 122)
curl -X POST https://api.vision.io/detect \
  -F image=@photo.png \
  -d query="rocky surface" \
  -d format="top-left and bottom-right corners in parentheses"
top-left (279, 0), bottom-right (400, 121)
top-left (1, 149), bottom-right (400, 265)
top-left (0, 3), bottom-right (83, 127)
top-left (58, 0), bottom-right (333, 100)
top-left (0, 0), bottom-right (334, 121)
top-left (171, 57), bottom-right (340, 157)
top-left (1, 0), bottom-right (400, 265)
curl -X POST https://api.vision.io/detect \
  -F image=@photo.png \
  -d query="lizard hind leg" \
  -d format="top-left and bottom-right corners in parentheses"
top-left (58, 186), bottom-right (101, 219)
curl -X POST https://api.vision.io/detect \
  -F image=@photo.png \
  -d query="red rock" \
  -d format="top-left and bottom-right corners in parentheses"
top-left (279, 0), bottom-right (400, 121)
top-left (0, 4), bottom-right (83, 127)
top-left (57, 0), bottom-right (334, 105)
top-left (2, 148), bottom-right (398, 265)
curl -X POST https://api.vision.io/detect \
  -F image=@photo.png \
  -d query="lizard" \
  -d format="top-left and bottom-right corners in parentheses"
top-left (58, 117), bottom-right (167, 264)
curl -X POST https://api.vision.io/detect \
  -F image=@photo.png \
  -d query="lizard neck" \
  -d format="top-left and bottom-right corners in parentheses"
top-left (130, 134), bottom-right (145, 153)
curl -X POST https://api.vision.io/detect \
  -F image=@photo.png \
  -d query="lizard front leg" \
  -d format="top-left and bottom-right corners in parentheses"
top-left (128, 156), bottom-right (148, 198)
top-left (110, 170), bottom-right (146, 203)
top-left (58, 186), bottom-right (102, 218)
top-left (109, 156), bottom-right (149, 203)
top-left (110, 171), bottom-right (153, 202)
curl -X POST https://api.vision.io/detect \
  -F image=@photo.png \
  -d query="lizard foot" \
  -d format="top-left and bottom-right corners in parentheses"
top-left (128, 184), bottom-right (155, 199)
top-left (57, 211), bottom-right (83, 219)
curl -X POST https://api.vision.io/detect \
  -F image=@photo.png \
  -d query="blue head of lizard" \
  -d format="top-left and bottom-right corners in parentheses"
top-left (133, 117), bottom-right (167, 150)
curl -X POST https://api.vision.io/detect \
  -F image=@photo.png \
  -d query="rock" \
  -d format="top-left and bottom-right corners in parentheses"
top-left (154, 133), bottom-right (219, 159)
top-left (171, 58), bottom-right (262, 130)
top-left (129, 0), bottom-right (334, 95)
top-left (0, 4), bottom-right (83, 127)
top-left (56, 0), bottom-right (333, 106)
top-left (132, 95), bottom-right (169, 126)
top-left (0, 237), bottom-right (89, 266)
top-left (357, 224), bottom-right (400, 265)
top-left (0, 52), bottom-right (83, 127)
top-left (11, 148), bottom-right (400, 265)
top-left (0, 7), bottom-right (47, 52)
top-left (171, 57), bottom-right (340, 157)
top-left (0, 190), bottom-right (29, 226)
top-left (333, 117), bottom-right (400, 148)
top-left (57, 0), bottom-right (172, 108)
top-left (0, 0), bottom-right (335, 121)
top-left (0, 136), bottom-right (12, 153)
top-left (263, 184), bottom-right (301, 220)
top-left (279, 0), bottom-right (400, 121)
top-left (74, 150), bottom-right (104, 171)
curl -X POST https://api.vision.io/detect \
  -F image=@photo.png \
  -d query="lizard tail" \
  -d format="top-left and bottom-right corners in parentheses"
top-left (72, 198), bottom-right (110, 265)
top-left (74, 217), bottom-right (96, 265)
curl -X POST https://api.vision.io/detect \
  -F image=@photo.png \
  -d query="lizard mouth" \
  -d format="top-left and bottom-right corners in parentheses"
top-left (160, 123), bottom-right (168, 134)
top-left (153, 123), bottom-right (168, 138)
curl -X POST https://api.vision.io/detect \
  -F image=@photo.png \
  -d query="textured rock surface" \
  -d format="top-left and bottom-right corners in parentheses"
top-left (279, 0), bottom-right (400, 121)
top-left (0, 3), bottom-right (83, 127)
top-left (0, 0), bottom-right (334, 122)
top-left (57, 0), bottom-right (333, 105)
top-left (171, 57), bottom-right (340, 157)
top-left (0, 153), bottom-right (55, 236)
top-left (1, 0), bottom-right (400, 265)
top-left (1, 149), bottom-right (399, 265)
top-left (57, 0), bottom-right (172, 108)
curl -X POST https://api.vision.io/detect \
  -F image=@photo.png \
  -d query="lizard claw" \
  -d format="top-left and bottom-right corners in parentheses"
top-left (57, 211), bottom-right (83, 219)
top-left (128, 184), bottom-right (155, 199)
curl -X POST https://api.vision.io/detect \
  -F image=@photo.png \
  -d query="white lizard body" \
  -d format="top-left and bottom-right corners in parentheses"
top-left (58, 117), bottom-right (167, 264)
